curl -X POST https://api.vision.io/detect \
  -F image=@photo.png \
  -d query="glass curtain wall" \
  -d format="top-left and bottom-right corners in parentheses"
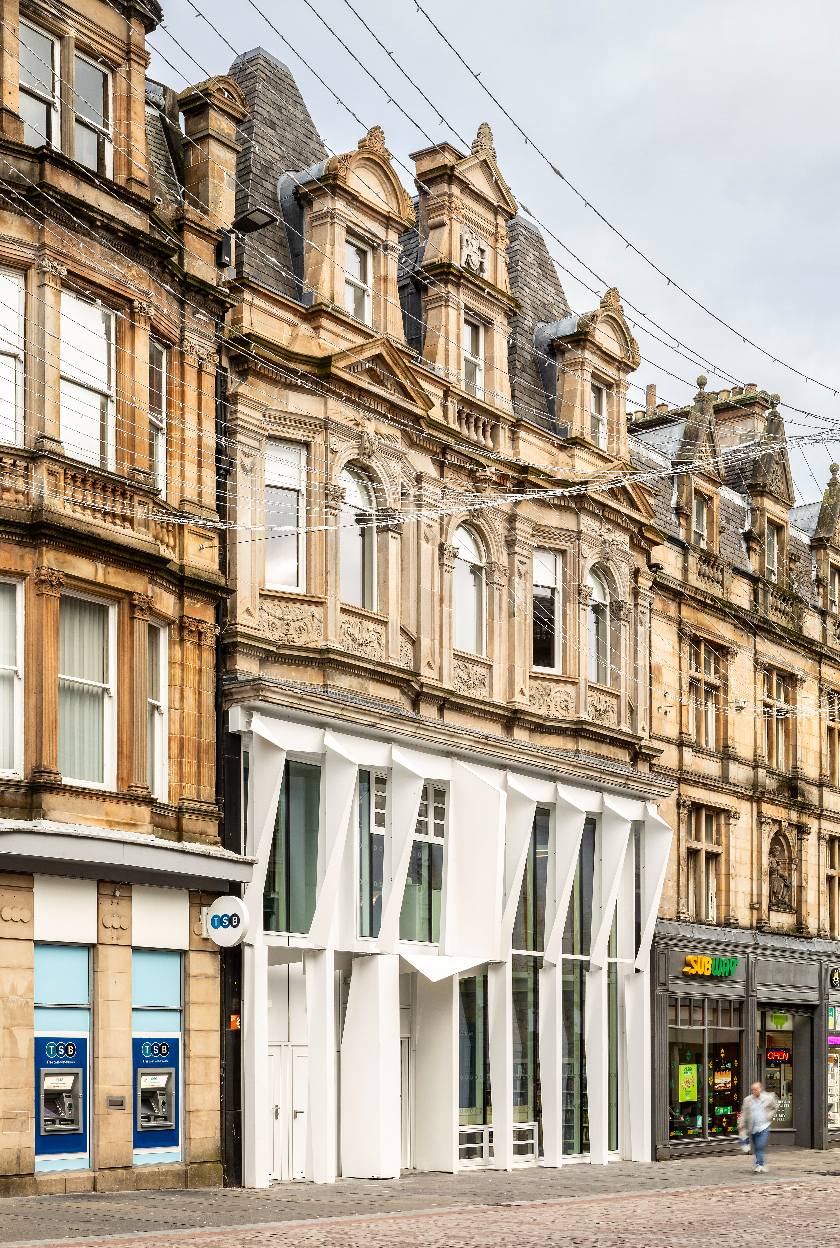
top-left (358, 770), bottom-right (386, 938)
top-left (263, 760), bottom-right (321, 934)
top-left (562, 817), bottom-right (595, 1155)
top-left (400, 783), bottom-right (445, 943)
top-left (458, 973), bottom-right (491, 1160)
top-left (512, 808), bottom-right (549, 1153)
top-left (668, 997), bottom-right (743, 1140)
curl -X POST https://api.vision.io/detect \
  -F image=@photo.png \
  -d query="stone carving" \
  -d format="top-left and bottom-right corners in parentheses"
top-left (600, 287), bottom-right (623, 311)
top-left (769, 833), bottom-right (794, 910)
top-left (259, 598), bottom-right (323, 646)
top-left (400, 635), bottom-right (415, 669)
top-left (37, 256), bottom-right (67, 279)
top-left (453, 656), bottom-right (489, 697)
top-left (0, 905), bottom-right (31, 923)
top-left (461, 227), bottom-right (488, 277)
top-left (340, 614), bottom-right (385, 660)
top-left (471, 122), bottom-right (497, 161)
top-left (439, 541), bottom-right (459, 571)
top-left (587, 689), bottom-right (618, 726)
top-left (529, 682), bottom-right (574, 718)
top-left (358, 125), bottom-right (387, 155)
top-left (131, 592), bottom-right (153, 619)
top-left (33, 566), bottom-right (65, 596)
top-left (609, 599), bottom-right (630, 624)
top-left (132, 300), bottom-right (153, 321)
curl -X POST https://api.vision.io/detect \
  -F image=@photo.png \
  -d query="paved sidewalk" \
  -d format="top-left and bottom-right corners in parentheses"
top-left (0, 1149), bottom-right (839, 1246)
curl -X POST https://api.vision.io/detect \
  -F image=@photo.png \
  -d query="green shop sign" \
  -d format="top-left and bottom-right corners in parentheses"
top-left (682, 954), bottom-right (739, 978)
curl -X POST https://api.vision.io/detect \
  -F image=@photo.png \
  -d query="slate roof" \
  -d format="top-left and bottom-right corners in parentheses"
top-left (228, 48), bottom-right (327, 301)
top-left (144, 80), bottom-right (183, 212)
top-left (631, 419), bottom-right (688, 462)
top-left (506, 215), bottom-right (570, 431)
top-left (788, 501), bottom-right (821, 535)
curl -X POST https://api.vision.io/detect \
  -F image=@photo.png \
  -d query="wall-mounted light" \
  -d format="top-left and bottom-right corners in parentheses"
top-left (232, 206), bottom-right (279, 233)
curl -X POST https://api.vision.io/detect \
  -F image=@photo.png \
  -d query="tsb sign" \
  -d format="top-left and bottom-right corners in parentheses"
top-left (202, 896), bottom-right (250, 947)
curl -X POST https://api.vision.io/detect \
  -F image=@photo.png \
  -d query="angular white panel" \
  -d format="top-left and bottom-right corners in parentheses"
top-left (340, 953), bottom-right (401, 1178)
top-left (34, 875), bottom-right (97, 944)
top-left (132, 885), bottom-right (189, 950)
top-left (446, 762), bottom-right (505, 961)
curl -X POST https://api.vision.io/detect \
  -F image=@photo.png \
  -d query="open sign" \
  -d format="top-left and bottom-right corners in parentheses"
top-left (766, 1047), bottom-right (791, 1064)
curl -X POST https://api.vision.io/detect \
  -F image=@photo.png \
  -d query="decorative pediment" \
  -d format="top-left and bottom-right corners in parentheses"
top-left (750, 407), bottom-right (795, 506)
top-left (675, 377), bottom-right (726, 483)
top-left (815, 464), bottom-right (840, 544)
top-left (455, 123), bottom-right (518, 219)
top-left (330, 338), bottom-right (434, 412)
top-left (319, 127), bottom-right (415, 227)
top-left (556, 288), bottom-right (640, 370)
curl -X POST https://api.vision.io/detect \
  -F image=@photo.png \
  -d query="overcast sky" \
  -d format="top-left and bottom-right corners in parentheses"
top-left (148, 1), bottom-right (840, 506)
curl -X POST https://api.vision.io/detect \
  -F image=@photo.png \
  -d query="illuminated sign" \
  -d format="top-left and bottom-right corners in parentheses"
top-left (830, 967), bottom-right (840, 990)
top-left (679, 1064), bottom-right (698, 1102)
top-left (766, 1047), bottom-right (791, 1064)
top-left (829, 1036), bottom-right (840, 1047)
top-left (682, 955), bottom-right (739, 978)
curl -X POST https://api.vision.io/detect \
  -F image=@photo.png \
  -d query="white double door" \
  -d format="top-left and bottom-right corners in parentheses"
top-left (269, 1045), bottom-right (308, 1181)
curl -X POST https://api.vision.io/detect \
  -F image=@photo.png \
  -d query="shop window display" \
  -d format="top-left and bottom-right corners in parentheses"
top-left (668, 996), bottom-right (742, 1140)
top-left (756, 1010), bottom-right (794, 1128)
top-left (828, 1004), bottom-right (840, 1130)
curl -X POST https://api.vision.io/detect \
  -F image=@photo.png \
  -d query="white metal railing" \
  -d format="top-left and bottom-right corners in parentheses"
top-left (458, 1124), bottom-right (493, 1164)
top-left (513, 1121), bottom-right (538, 1161)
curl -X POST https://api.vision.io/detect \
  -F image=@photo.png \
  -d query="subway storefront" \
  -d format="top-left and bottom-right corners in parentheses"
top-left (654, 923), bottom-right (840, 1158)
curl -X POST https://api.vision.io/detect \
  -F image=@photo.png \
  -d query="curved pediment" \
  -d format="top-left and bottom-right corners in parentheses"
top-left (578, 290), bottom-right (640, 368)
top-left (325, 128), bottom-right (415, 227)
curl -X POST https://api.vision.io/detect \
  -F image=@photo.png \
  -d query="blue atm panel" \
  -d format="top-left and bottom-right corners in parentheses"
top-left (35, 1036), bottom-right (88, 1159)
top-left (132, 1036), bottom-right (180, 1152)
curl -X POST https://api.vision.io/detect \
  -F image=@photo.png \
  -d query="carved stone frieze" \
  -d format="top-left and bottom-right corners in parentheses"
top-left (529, 681), bottom-right (574, 718)
top-left (439, 542), bottom-right (459, 571)
top-left (609, 599), bottom-right (631, 624)
top-left (259, 598), bottom-right (324, 646)
top-left (587, 689), bottom-right (618, 726)
top-left (131, 592), bottom-right (153, 619)
top-left (400, 635), bottom-right (415, 669)
top-left (339, 613), bottom-right (385, 660)
top-left (37, 256), bottom-right (67, 279)
top-left (33, 566), bottom-right (65, 596)
top-left (453, 656), bottom-right (489, 697)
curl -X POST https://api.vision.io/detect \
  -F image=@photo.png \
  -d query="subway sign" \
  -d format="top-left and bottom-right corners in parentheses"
top-left (682, 955), bottom-right (739, 978)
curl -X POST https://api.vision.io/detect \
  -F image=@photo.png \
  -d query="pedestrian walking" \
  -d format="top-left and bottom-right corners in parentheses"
top-left (738, 1081), bottom-right (779, 1172)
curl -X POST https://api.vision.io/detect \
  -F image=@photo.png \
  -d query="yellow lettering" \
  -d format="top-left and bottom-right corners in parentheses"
top-left (703, 957), bottom-right (712, 975)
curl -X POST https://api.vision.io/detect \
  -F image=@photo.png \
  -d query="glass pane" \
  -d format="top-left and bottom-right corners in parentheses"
top-left (59, 596), bottom-right (105, 683)
top-left (432, 787), bottom-right (446, 837)
top-left (533, 549), bottom-right (556, 588)
top-left (358, 770), bottom-right (384, 938)
top-left (265, 487), bottom-right (299, 587)
top-left (149, 341), bottom-right (165, 420)
top-left (464, 358), bottom-right (477, 395)
top-left (266, 442), bottom-right (302, 490)
top-left (0, 671), bottom-right (13, 769)
top-left (74, 120), bottom-right (99, 172)
top-left (513, 808), bottom-right (549, 952)
top-left (453, 525), bottom-right (483, 565)
top-left (762, 1029), bottom-right (793, 1127)
top-left (400, 840), bottom-right (429, 942)
top-left (588, 603), bottom-right (608, 684)
top-left (668, 1029), bottom-right (704, 1138)
top-left (454, 558), bottom-right (481, 654)
top-left (707, 1030), bottom-right (741, 1135)
top-left (150, 423), bottom-right (164, 492)
top-left (19, 91), bottom-right (49, 147)
top-left (563, 818), bottom-right (595, 956)
top-left (345, 242), bottom-right (367, 285)
top-left (465, 320), bottom-right (480, 357)
top-left (829, 1051), bottom-right (840, 1129)
top-left (532, 585), bottom-right (555, 668)
top-left (74, 56), bottom-right (106, 129)
top-left (633, 821), bottom-right (643, 958)
top-left (147, 702), bottom-right (156, 792)
top-left (339, 503), bottom-right (364, 607)
top-left (0, 352), bottom-right (15, 445)
top-left (263, 760), bottom-right (320, 934)
top-left (415, 786), bottom-right (428, 837)
top-left (512, 955), bottom-right (540, 1136)
top-left (345, 280), bottom-right (367, 322)
top-left (147, 625), bottom-right (160, 702)
top-left (20, 25), bottom-right (53, 96)
top-left (562, 957), bottom-right (588, 1153)
top-left (61, 295), bottom-right (111, 391)
top-left (58, 598), bottom-right (106, 784)
top-left (0, 580), bottom-right (15, 668)
top-left (459, 975), bottom-right (491, 1126)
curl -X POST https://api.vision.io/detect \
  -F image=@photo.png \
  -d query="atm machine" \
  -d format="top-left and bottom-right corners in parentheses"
top-left (132, 1036), bottom-right (180, 1160)
top-left (34, 1036), bottom-right (88, 1167)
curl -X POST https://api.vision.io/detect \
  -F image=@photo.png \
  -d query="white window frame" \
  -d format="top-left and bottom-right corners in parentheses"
top-left (0, 267), bottom-right (25, 447)
top-left (463, 318), bottom-right (483, 398)
top-left (57, 590), bottom-right (117, 790)
top-left (532, 548), bottom-right (563, 672)
top-left (147, 621), bottom-right (168, 803)
top-left (586, 568), bottom-right (610, 686)
top-left (831, 566), bottom-right (840, 615)
top-left (590, 382), bottom-right (607, 449)
top-left (73, 49), bottom-right (113, 178)
top-left (452, 523), bottom-right (485, 657)
top-left (59, 292), bottom-right (116, 471)
top-left (148, 339), bottom-right (167, 496)
top-left (265, 440), bottom-right (306, 592)
top-left (18, 20), bottom-right (60, 151)
top-left (693, 493), bottom-right (708, 549)
top-left (398, 780), bottom-right (448, 948)
top-left (0, 576), bottom-right (24, 778)
top-left (339, 465), bottom-right (376, 611)
top-left (357, 767), bottom-right (388, 942)
top-left (344, 237), bottom-right (372, 326)
top-left (766, 522), bottom-right (779, 583)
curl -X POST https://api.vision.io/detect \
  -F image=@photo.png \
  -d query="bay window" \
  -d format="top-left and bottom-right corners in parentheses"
top-left (533, 548), bottom-right (562, 670)
top-left (344, 239), bottom-right (371, 325)
top-left (74, 53), bottom-right (112, 177)
top-left (0, 579), bottom-right (23, 776)
top-left (0, 267), bottom-right (24, 446)
top-left (453, 524), bottom-right (484, 655)
top-left (60, 293), bottom-right (115, 470)
top-left (265, 441), bottom-right (305, 591)
top-left (463, 319), bottom-right (483, 397)
top-left (58, 594), bottom-right (116, 787)
top-left (19, 22), bottom-right (59, 149)
top-left (400, 782), bottom-right (446, 943)
top-left (263, 759), bottom-right (321, 934)
top-left (339, 466), bottom-right (375, 609)
top-left (358, 769), bottom-right (387, 938)
top-left (147, 623), bottom-right (167, 801)
top-left (148, 340), bottom-right (166, 494)
top-left (586, 569), bottom-right (609, 685)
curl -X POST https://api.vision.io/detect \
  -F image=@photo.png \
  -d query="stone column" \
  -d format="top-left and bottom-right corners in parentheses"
top-left (0, 0), bottom-right (24, 140)
top-left (610, 598), bottom-right (630, 725)
top-left (380, 509), bottom-right (402, 664)
top-left (484, 559), bottom-right (508, 705)
top-left (179, 617), bottom-right (201, 803)
top-left (721, 808), bottom-right (740, 926)
top-left (198, 622), bottom-right (218, 804)
top-left (128, 594), bottom-right (151, 796)
top-left (578, 580), bottom-right (593, 710)
top-left (438, 541), bottom-right (457, 689)
top-left (323, 482), bottom-right (344, 647)
top-left (34, 259), bottom-right (65, 454)
top-left (504, 517), bottom-right (532, 708)
top-left (795, 822), bottom-right (812, 934)
top-left (179, 343), bottom-right (200, 509)
top-left (31, 566), bottom-right (64, 783)
top-left (632, 582), bottom-right (653, 738)
top-left (676, 796), bottom-right (691, 921)
top-left (380, 238), bottom-right (405, 342)
top-left (127, 301), bottom-right (152, 483)
top-left (93, 884), bottom-right (133, 1176)
top-left (757, 815), bottom-right (776, 931)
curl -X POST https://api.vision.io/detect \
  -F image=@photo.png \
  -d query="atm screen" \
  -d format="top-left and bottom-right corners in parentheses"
top-left (140, 1075), bottom-right (168, 1090)
top-left (43, 1075), bottom-right (75, 1091)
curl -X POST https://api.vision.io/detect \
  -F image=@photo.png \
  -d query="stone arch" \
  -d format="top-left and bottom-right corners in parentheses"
top-left (768, 829), bottom-right (795, 911)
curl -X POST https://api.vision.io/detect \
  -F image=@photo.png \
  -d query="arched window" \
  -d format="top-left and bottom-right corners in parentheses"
top-left (339, 466), bottom-right (375, 609)
top-left (587, 569), bottom-right (609, 685)
top-left (453, 523), bottom-right (484, 655)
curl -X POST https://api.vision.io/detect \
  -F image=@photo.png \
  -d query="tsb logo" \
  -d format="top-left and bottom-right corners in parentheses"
top-left (210, 911), bottom-right (240, 931)
top-left (203, 896), bottom-right (249, 947)
top-left (140, 1040), bottom-right (170, 1059)
top-left (45, 1041), bottom-right (77, 1059)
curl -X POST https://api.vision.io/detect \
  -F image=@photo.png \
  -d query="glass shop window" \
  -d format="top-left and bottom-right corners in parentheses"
top-left (828, 1004), bottom-right (840, 1130)
top-left (263, 760), bottom-right (321, 935)
top-left (400, 782), bottom-right (445, 944)
top-left (668, 995), bottom-right (743, 1141)
top-left (562, 817), bottom-right (596, 1156)
top-left (458, 973), bottom-right (491, 1133)
top-left (756, 1009), bottom-right (794, 1129)
top-left (358, 769), bottom-right (387, 938)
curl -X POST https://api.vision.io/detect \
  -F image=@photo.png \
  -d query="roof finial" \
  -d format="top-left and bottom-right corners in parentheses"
top-left (696, 375), bottom-right (707, 391)
top-left (471, 122), bottom-right (496, 161)
top-left (600, 287), bottom-right (622, 310)
top-left (832, 464), bottom-right (839, 479)
top-left (358, 125), bottom-right (387, 155)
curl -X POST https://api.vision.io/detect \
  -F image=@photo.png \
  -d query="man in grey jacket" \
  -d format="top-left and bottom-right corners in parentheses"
top-left (738, 1082), bottom-right (779, 1172)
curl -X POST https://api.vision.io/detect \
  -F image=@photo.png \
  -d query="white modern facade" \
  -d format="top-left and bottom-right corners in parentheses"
top-left (231, 705), bottom-right (673, 1185)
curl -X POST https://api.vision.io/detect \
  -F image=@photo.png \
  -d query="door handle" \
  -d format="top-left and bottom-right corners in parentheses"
top-left (294, 1109), bottom-right (304, 1118)
top-left (274, 1105), bottom-right (279, 1119)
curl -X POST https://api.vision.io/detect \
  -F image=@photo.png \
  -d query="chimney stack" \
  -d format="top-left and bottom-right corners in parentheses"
top-left (646, 383), bottom-right (656, 415)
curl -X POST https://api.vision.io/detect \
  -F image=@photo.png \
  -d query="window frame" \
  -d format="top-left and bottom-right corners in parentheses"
top-left (338, 465), bottom-right (376, 610)
top-left (693, 493), bottom-right (709, 549)
top-left (147, 621), bottom-right (167, 803)
top-left (685, 805), bottom-right (721, 923)
top-left (766, 521), bottom-right (780, 583)
top-left (59, 291), bottom-right (116, 471)
top-left (532, 548), bottom-right (563, 672)
top-left (72, 49), bottom-right (113, 178)
top-left (463, 317), bottom-right (483, 399)
top-left (148, 338), bottom-right (167, 496)
top-left (358, 767), bottom-right (388, 940)
top-left (762, 666), bottom-right (792, 771)
top-left (265, 440), bottom-right (306, 593)
top-left (590, 382), bottom-right (607, 449)
top-left (18, 20), bottom-right (60, 151)
top-left (828, 689), bottom-right (840, 785)
top-left (688, 638), bottom-right (721, 752)
top-left (452, 523), bottom-right (485, 657)
top-left (830, 566), bottom-right (839, 615)
top-left (0, 266), bottom-right (25, 447)
top-left (0, 576), bottom-right (24, 778)
top-left (399, 780), bottom-right (447, 946)
top-left (586, 568), bottom-right (610, 686)
top-left (57, 589), bottom-right (117, 790)
top-left (344, 237), bottom-right (372, 326)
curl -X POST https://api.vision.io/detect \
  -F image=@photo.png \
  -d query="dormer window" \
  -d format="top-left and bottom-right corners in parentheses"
top-left (74, 54), bottom-right (112, 177)
top-left (344, 239), bottom-right (371, 325)
top-left (830, 566), bottom-right (839, 614)
top-left (766, 522), bottom-right (780, 583)
top-left (464, 319), bottom-right (483, 397)
top-left (590, 383), bottom-right (606, 449)
top-left (693, 494), bottom-right (709, 549)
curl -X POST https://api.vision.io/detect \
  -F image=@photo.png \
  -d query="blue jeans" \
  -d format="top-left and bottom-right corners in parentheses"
top-left (751, 1126), bottom-right (771, 1166)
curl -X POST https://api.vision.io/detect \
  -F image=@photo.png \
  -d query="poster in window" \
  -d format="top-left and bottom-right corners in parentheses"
top-left (714, 1068), bottom-right (732, 1093)
top-left (679, 1064), bottom-right (698, 1102)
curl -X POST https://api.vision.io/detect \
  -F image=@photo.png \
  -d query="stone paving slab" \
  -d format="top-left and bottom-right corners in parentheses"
top-left (1, 1149), bottom-right (839, 1246)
